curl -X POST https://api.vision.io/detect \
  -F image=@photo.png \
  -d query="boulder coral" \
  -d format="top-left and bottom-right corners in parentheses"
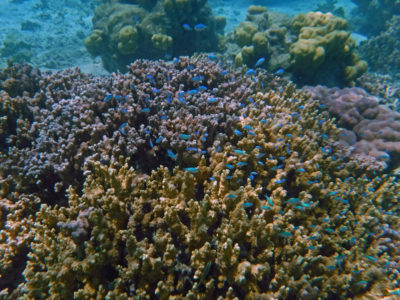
top-left (0, 58), bottom-right (399, 298)
top-left (306, 85), bottom-right (400, 171)
top-left (230, 7), bottom-right (367, 87)
top-left (289, 12), bottom-right (367, 86)
top-left (85, 0), bottom-right (225, 71)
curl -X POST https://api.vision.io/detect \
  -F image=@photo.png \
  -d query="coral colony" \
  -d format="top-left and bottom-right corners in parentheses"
top-left (1, 56), bottom-right (399, 299)
top-left (0, 0), bottom-right (400, 299)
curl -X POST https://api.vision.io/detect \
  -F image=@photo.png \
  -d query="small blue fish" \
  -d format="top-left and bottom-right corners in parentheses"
top-left (236, 162), bottom-right (248, 167)
top-left (242, 202), bottom-right (253, 208)
top-left (324, 228), bottom-right (335, 234)
top-left (246, 69), bottom-right (255, 75)
top-left (272, 164), bottom-right (283, 170)
top-left (185, 167), bottom-right (199, 174)
top-left (187, 89), bottom-right (198, 95)
top-left (207, 97), bottom-right (218, 103)
top-left (364, 255), bottom-right (377, 262)
top-left (226, 194), bottom-right (237, 199)
top-left (149, 139), bottom-right (154, 148)
top-left (328, 191), bottom-right (337, 196)
top-left (234, 130), bottom-right (242, 136)
top-left (156, 136), bottom-right (163, 143)
top-left (248, 131), bottom-right (256, 136)
top-left (191, 76), bottom-right (203, 82)
top-left (389, 289), bottom-right (400, 296)
top-left (194, 24), bottom-right (207, 31)
top-left (275, 68), bottom-right (284, 75)
top-left (275, 179), bottom-right (286, 184)
top-left (243, 125), bottom-right (253, 131)
top-left (198, 86), bottom-right (207, 91)
top-left (179, 134), bottom-right (190, 140)
top-left (234, 149), bottom-right (245, 155)
top-left (160, 115), bottom-right (168, 120)
top-left (167, 150), bottom-right (177, 160)
top-left (225, 164), bottom-right (234, 169)
top-left (141, 108), bottom-right (150, 113)
top-left (183, 23), bottom-right (192, 31)
top-left (178, 98), bottom-right (186, 104)
top-left (208, 54), bottom-right (217, 61)
top-left (297, 168), bottom-right (306, 172)
top-left (286, 198), bottom-right (300, 204)
top-left (209, 177), bottom-right (216, 181)
top-left (265, 195), bottom-right (273, 206)
top-left (261, 205), bottom-right (271, 210)
top-left (257, 160), bottom-right (265, 166)
top-left (257, 153), bottom-right (265, 158)
top-left (104, 94), bottom-right (112, 101)
top-left (255, 57), bottom-right (266, 67)
top-left (278, 232), bottom-right (293, 238)
top-left (186, 147), bottom-right (198, 152)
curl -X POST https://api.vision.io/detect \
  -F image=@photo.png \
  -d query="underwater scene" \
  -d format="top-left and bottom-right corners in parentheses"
top-left (1, 0), bottom-right (400, 298)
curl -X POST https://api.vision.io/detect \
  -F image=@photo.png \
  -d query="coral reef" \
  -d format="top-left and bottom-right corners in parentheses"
top-left (85, 0), bottom-right (225, 71)
top-left (230, 6), bottom-right (291, 73)
top-left (1, 58), bottom-right (399, 298)
top-left (229, 8), bottom-right (367, 87)
top-left (356, 72), bottom-right (400, 111)
top-left (306, 85), bottom-right (400, 170)
top-left (358, 16), bottom-right (400, 78)
top-left (0, 61), bottom-right (41, 97)
top-left (350, 0), bottom-right (400, 36)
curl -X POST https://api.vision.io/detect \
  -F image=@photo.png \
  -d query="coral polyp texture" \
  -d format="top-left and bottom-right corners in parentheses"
top-left (306, 85), bottom-right (400, 171)
top-left (84, 0), bottom-right (225, 71)
top-left (0, 58), bottom-right (399, 298)
top-left (229, 7), bottom-right (367, 87)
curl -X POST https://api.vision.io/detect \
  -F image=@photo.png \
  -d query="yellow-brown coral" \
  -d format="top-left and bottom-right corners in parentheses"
top-left (289, 12), bottom-right (367, 84)
top-left (7, 84), bottom-right (399, 299)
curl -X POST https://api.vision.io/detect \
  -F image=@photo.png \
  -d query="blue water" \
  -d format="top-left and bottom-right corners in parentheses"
top-left (0, 0), bottom-right (360, 73)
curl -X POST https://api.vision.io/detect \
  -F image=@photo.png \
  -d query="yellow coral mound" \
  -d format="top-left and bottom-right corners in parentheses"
top-left (289, 12), bottom-right (367, 83)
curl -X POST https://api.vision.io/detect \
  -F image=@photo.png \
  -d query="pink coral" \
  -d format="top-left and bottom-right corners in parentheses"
top-left (306, 86), bottom-right (400, 169)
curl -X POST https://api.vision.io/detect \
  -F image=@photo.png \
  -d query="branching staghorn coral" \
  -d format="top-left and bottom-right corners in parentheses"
top-left (4, 80), bottom-right (399, 299)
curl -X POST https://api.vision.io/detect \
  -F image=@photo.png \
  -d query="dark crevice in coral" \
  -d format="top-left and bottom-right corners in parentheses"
top-left (0, 246), bottom-right (29, 294)
top-left (194, 183), bottom-right (204, 202)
